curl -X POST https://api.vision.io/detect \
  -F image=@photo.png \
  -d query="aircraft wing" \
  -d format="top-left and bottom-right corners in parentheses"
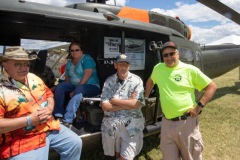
top-left (197, 0), bottom-right (240, 25)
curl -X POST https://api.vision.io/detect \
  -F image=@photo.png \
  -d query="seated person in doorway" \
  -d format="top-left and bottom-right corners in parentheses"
top-left (29, 51), bottom-right (56, 91)
top-left (0, 46), bottom-right (82, 160)
top-left (53, 41), bottom-right (100, 128)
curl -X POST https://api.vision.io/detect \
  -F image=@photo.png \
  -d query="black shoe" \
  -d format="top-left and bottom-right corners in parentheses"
top-left (62, 122), bottom-right (81, 135)
top-left (73, 119), bottom-right (84, 130)
top-left (54, 117), bottom-right (63, 123)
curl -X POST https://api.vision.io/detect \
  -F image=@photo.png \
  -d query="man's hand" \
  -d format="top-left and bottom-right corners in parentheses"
top-left (187, 106), bottom-right (202, 117)
top-left (130, 92), bottom-right (137, 99)
top-left (36, 107), bottom-right (52, 124)
top-left (109, 97), bottom-right (116, 104)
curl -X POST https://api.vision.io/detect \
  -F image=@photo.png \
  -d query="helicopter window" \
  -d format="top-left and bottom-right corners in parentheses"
top-left (169, 19), bottom-right (181, 33)
top-left (178, 48), bottom-right (193, 62)
top-left (149, 13), bottom-right (167, 26)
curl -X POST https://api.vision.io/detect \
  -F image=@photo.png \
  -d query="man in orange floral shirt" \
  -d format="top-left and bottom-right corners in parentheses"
top-left (0, 47), bottom-right (82, 160)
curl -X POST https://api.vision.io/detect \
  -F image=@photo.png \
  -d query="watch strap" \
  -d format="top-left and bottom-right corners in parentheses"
top-left (198, 101), bottom-right (204, 108)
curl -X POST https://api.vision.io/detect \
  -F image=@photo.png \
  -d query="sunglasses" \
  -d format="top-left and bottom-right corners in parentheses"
top-left (70, 49), bottom-right (81, 53)
top-left (162, 51), bottom-right (176, 58)
top-left (14, 62), bottom-right (31, 68)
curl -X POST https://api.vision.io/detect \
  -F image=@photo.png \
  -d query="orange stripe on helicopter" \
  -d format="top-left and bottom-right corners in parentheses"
top-left (117, 6), bottom-right (149, 23)
top-left (187, 26), bottom-right (192, 40)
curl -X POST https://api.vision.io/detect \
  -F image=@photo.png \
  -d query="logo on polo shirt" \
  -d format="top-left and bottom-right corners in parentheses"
top-left (174, 74), bottom-right (182, 82)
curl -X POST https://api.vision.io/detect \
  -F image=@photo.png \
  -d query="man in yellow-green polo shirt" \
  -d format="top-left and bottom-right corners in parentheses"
top-left (145, 41), bottom-right (217, 160)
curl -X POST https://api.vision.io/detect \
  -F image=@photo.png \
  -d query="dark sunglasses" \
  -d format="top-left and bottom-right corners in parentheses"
top-left (70, 49), bottom-right (81, 53)
top-left (14, 62), bottom-right (31, 68)
top-left (162, 51), bottom-right (176, 58)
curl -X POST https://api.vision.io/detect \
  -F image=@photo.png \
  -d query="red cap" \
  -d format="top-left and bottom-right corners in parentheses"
top-left (161, 41), bottom-right (177, 52)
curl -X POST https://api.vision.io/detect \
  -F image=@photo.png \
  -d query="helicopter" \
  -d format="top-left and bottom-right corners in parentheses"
top-left (0, 0), bottom-right (240, 159)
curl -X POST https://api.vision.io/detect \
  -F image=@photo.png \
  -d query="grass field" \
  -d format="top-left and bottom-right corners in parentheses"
top-left (84, 67), bottom-right (240, 160)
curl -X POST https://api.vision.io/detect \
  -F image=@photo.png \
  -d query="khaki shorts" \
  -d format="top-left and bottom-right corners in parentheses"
top-left (160, 116), bottom-right (204, 160)
top-left (102, 124), bottom-right (143, 160)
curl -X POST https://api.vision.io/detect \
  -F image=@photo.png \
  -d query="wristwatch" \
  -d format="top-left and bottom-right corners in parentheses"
top-left (197, 101), bottom-right (204, 108)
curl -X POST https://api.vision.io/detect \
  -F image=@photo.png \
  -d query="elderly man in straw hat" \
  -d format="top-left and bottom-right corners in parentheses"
top-left (0, 47), bottom-right (82, 160)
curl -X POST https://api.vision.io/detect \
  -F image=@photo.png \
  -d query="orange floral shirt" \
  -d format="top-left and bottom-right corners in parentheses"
top-left (0, 72), bottom-right (60, 159)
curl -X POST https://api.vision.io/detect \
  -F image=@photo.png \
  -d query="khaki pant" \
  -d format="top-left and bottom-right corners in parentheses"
top-left (102, 124), bottom-right (143, 159)
top-left (160, 116), bottom-right (204, 160)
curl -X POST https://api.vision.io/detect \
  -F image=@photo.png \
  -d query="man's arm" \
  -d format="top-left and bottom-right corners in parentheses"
top-left (109, 97), bottom-right (142, 110)
top-left (0, 117), bottom-right (27, 133)
top-left (190, 81), bottom-right (217, 116)
top-left (110, 78), bottom-right (145, 110)
top-left (199, 81), bottom-right (217, 105)
top-left (145, 77), bottom-right (154, 97)
top-left (101, 101), bottom-right (124, 111)
top-left (0, 111), bottom-right (40, 134)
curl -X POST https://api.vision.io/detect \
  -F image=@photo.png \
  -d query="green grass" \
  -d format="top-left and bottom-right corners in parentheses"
top-left (200, 68), bottom-right (240, 160)
top-left (83, 68), bottom-right (240, 160)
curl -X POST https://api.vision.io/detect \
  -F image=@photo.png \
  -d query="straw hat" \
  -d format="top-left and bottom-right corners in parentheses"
top-left (0, 46), bottom-right (37, 62)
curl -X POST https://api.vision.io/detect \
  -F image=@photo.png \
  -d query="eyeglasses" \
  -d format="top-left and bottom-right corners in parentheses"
top-left (70, 49), bottom-right (81, 53)
top-left (14, 62), bottom-right (31, 68)
top-left (162, 51), bottom-right (176, 58)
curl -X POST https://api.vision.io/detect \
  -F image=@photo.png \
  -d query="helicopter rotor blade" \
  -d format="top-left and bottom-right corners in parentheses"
top-left (197, 0), bottom-right (240, 25)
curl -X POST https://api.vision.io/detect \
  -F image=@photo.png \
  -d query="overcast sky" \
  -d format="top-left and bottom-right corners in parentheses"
top-left (21, 0), bottom-right (240, 48)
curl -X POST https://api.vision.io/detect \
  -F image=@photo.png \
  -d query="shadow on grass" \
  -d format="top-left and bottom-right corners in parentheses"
top-left (211, 81), bottom-right (240, 101)
top-left (82, 148), bottom-right (113, 160)
top-left (81, 133), bottom-right (161, 160)
top-left (136, 133), bottom-right (161, 160)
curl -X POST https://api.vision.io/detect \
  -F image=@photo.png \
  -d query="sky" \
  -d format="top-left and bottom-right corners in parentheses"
top-left (20, 0), bottom-right (240, 48)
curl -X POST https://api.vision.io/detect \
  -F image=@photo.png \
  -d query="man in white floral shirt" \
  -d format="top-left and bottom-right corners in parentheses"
top-left (101, 54), bottom-right (145, 160)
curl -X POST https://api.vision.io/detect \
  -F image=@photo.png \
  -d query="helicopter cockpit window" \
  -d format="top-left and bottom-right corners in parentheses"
top-left (169, 19), bottom-right (181, 33)
top-left (149, 13), bottom-right (167, 26)
top-left (178, 47), bottom-right (193, 62)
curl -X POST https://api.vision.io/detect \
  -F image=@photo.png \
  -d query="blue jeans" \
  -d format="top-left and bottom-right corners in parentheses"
top-left (9, 124), bottom-right (82, 160)
top-left (53, 82), bottom-right (100, 123)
